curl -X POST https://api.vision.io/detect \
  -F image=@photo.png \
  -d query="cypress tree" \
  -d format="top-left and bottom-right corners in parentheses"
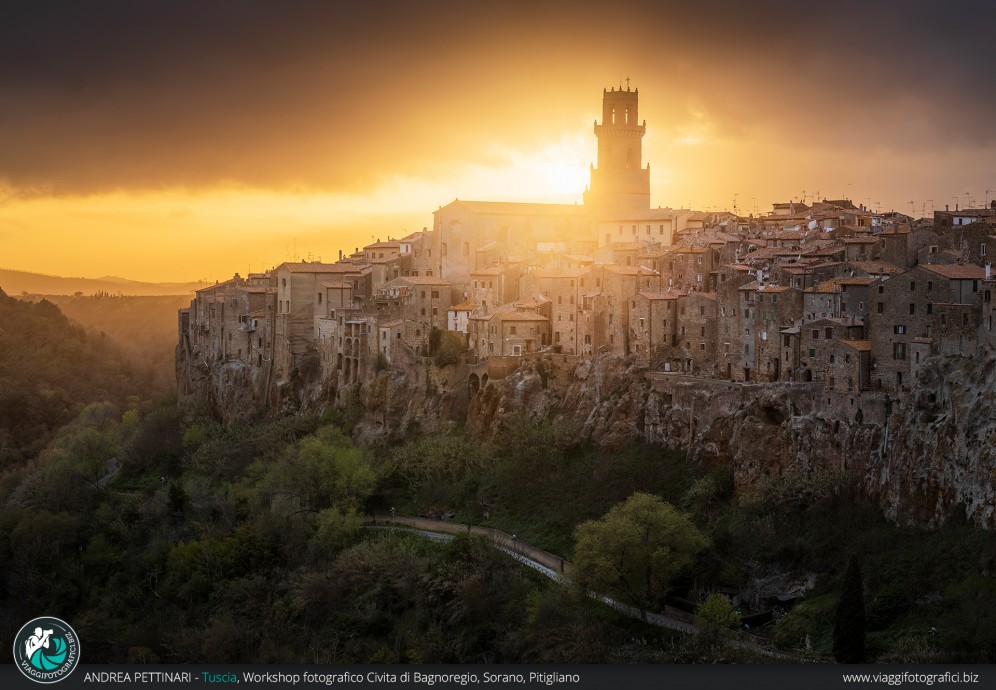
top-left (833, 553), bottom-right (866, 663)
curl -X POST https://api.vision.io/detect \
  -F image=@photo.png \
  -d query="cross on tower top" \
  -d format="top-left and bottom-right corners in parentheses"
top-left (626, 76), bottom-right (631, 90)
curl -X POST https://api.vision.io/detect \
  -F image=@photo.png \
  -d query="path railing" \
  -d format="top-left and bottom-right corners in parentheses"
top-left (367, 513), bottom-right (566, 574)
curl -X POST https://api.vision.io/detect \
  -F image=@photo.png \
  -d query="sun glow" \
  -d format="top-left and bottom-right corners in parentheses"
top-left (0, 131), bottom-right (597, 283)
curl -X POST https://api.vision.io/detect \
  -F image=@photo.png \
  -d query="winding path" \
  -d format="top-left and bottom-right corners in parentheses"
top-left (365, 513), bottom-right (800, 660)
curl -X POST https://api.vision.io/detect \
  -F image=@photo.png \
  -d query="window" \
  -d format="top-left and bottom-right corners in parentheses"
top-left (878, 285), bottom-right (884, 294)
top-left (317, 292), bottom-right (322, 304)
top-left (982, 243), bottom-right (987, 257)
top-left (894, 325), bottom-right (906, 334)
top-left (700, 326), bottom-right (705, 336)
top-left (910, 281), bottom-right (916, 291)
top-left (877, 302), bottom-right (884, 314)
top-left (829, 354), bottom-right (835, 363)
top-left (927, 303), bottom-right (933, 314)
top-left (808, 348), bottom-right (816, 358)
top-left (909, 303), bottom-right (916, 316)
top-left (699, 306), bottom-right (705, 316)
top-left (927, 281), bottom-right (933, 292)
top-left (812, 329), bottom-right (819, 339)
top-left (510, 326), bottom-right (517, 335)
top-left (893, 342), bottom-right (906, 360)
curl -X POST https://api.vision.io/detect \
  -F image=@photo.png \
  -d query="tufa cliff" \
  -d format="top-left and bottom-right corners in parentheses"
top-left (177, 343), bottom-right (996, 529)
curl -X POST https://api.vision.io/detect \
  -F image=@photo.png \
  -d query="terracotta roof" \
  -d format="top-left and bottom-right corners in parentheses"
top-left (470, 266), bottom-right (505, 276)
top-left (380, 319), bottom-right (404, 328)
top-left (490, 311), bottom-right (549, 322)
top-left (317, 279), bottom-right (352, 289)
top-left (806, 279), bottom-right (841, 294)
top-left (919, 264), bottom-right (986, 280)
top-left (837, 277), bottom-right (878, 286)
top-left (449, 300), bottom-right (479, 311)
top-left (848, 260), bottom-right (904, 275)
top-left (842, 237), bottom-right (879, 244)
top-left (839, 339), bottom-right (872, 351)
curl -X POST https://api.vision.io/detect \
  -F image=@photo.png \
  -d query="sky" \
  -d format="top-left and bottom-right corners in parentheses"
top-left (2, 0), bottom-right (995, 282)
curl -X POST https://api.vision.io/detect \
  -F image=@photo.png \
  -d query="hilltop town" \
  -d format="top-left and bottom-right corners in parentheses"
top-left (177, 85), bottom-right (996, 423)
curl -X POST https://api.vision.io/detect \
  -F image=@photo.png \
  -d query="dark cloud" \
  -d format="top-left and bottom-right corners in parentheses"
top-left (1, 0), bottom-right (994, 195)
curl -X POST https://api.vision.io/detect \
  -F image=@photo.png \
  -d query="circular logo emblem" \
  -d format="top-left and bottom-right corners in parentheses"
top-left (13, 617), bottom-right (80, 684)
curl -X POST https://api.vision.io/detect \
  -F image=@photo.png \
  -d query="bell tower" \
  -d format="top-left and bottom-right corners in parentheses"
top-left (584, 82), bottom-right (651, 214)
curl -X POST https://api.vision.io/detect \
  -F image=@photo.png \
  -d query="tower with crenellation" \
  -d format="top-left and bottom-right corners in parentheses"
top-left (584, 82), bottom-right (651, 215)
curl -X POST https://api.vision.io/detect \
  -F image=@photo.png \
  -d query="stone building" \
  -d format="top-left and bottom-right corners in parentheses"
top-left (629, 291), bottom-right (681, 365)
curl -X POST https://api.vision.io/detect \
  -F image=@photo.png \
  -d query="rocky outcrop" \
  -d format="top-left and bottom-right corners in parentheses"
top-left (179, 343), bottom-right (996, 529)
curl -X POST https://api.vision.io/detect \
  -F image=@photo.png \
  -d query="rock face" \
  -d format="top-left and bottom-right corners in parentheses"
top-left (178, 345), bottom-right (996, 530)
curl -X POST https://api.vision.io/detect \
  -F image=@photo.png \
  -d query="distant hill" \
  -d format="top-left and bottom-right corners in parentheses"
top-left (30, 293), bottom-right (192, 398)
top-left (0, 289), bottom-right (156, 466)
top-left (0, 268), bottom-right (210, 296)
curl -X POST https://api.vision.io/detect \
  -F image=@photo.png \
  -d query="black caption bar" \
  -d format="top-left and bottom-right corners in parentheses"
top-left (0, 664), bottom-right (990, 690)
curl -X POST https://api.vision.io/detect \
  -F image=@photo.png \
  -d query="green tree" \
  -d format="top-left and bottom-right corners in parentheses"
top-left (572, 492), bottom-right (707, 620)
top-left (833, 553), bottom-right (865, 663)
top-left (695, 592), bottom-right (741, 650)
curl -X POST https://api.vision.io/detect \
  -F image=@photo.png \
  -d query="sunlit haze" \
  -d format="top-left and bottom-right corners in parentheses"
top-left (2, 1), bottom-right (995, 283)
